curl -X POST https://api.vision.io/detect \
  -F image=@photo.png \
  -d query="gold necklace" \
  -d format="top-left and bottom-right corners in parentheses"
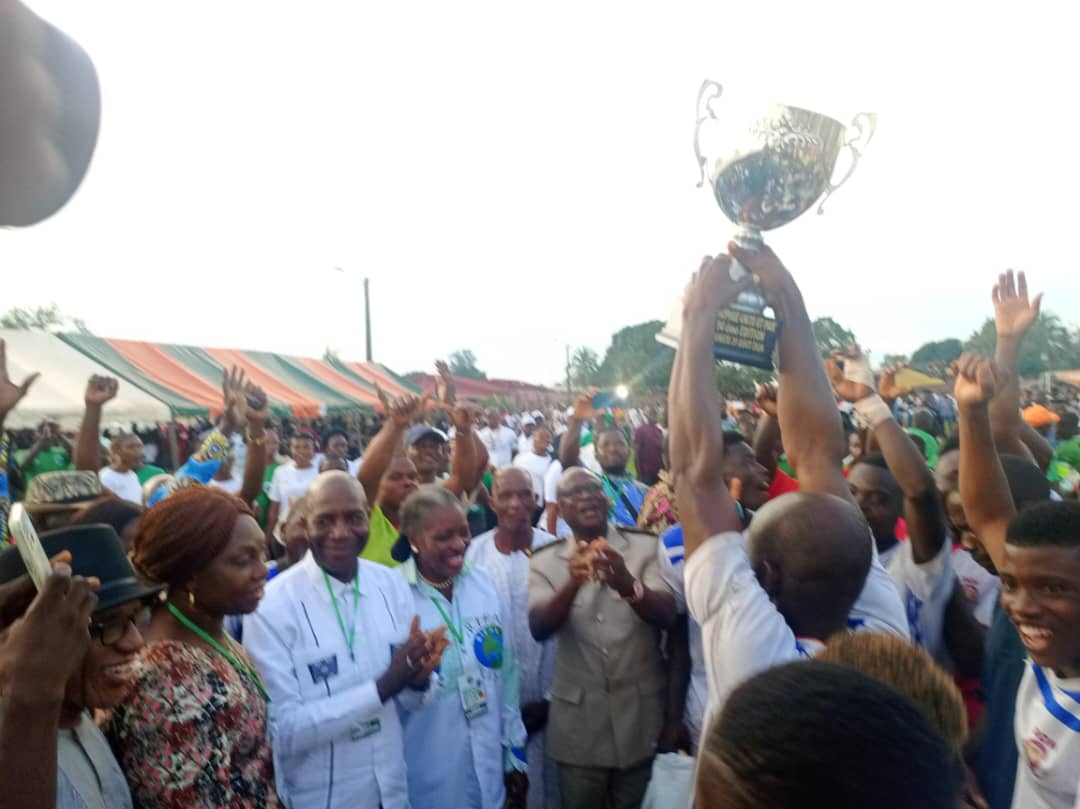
top-left (417, 569), bottom-right (453, 590)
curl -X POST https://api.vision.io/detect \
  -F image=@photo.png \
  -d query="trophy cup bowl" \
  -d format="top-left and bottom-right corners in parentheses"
top-left (694, 80), bottom-right (877, 250)
top-left (655, 80), bottom-right (876, 369)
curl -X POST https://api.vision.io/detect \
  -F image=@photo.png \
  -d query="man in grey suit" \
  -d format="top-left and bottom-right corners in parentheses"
top-left (529, 466), bottom-right (676, 809)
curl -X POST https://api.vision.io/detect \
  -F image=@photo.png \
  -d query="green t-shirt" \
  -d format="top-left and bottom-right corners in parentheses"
top-left (1054, 436), bottom-right (1080, 473)
top-left (135, 464), bottom-right (166, 485)
top-left (255, 461), bottom-right (281, 530)
top-left (15, 446), bottom-right (73, 482)
top-left (361, 504), bottom-right (399, 568)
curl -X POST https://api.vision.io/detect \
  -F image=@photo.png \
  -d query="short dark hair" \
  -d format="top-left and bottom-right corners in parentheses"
top-left (697, 661), bottom-right (957, 809)
top-left (1060, 411), bottom-right (1079, 431)
top-left (1007, 501), bottom-right (1080, 549)
top-left (322, 426), bottom-right (349, 446)
top-left (595, 426), bottom-right (627, 444)
top-left (853, 452), bottom-right (889, 471)
top-left (722, 431), bottom-right (748, 450)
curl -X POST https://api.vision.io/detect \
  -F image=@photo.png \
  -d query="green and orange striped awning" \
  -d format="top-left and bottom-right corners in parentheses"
top-left (59, 334), bottom-right (394, 418)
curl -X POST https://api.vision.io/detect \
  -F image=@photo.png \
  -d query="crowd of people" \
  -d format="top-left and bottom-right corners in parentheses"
top-left (4, 5), bottom-right (1080, 807)
top-left (0, 257), bottom-right (1075, 809)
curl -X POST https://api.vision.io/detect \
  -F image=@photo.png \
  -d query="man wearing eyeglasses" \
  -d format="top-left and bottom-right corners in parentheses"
top-left (528, 467), bottom-right (676, 809)
top-left (0, 523), bottom-right (165, 809)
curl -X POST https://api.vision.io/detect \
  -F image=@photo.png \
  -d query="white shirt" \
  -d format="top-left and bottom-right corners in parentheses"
top-left (208, 476), bottom-right (243, 495)
top-left (952, 546), bottom-right (1000, 628)
top-left (517, 433), bottom-right (534, 457)
top-left (400, 559), bottom-right (528, 809)
top-left (268, 462), bottom-right (320, 526)
top-left (849, 537), bottom-right (911, 639)
top-left (479, 425), bottom-right (518, 469)
top-left (1011, 662), bottom-right (1080, 808)
top-left (879, 538), bottom-right (955, 666)
top-left (98, 467), bottom-right (142, 505)
top-left (513, 451), bottom-right (553, 507)
top-left (539, 461), bottom-right (571, 538)
top-left (685, 532), bottom-right (826, 725)
top-left (242, 553), bottom-right (430, 809)
top-left (466, 529), bottom-right (559, 809)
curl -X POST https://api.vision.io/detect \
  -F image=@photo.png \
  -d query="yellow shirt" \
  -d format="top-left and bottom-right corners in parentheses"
top-left (361, 504), bottom-right (400, 568)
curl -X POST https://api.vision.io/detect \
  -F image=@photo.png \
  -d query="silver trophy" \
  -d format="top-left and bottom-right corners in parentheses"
top-left (658, 80), bottom-right (876, 369)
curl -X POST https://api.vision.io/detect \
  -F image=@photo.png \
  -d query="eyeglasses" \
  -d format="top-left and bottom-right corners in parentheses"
top-left (90, 605), bottom-right (152, 645)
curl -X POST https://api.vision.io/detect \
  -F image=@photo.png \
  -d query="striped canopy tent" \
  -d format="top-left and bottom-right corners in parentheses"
top-left (60, 334), bottom-right (384, 420)
top-left (59, 335), bottom-right (219, 417)
top-left (288, 356), bottom-right (381, 409)
top-left (4, 330), bottom-right (175, 428)
top-left (328, 358), bottom-right (420, 398)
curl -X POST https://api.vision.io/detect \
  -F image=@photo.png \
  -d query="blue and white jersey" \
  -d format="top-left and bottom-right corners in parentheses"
top-left (1012, 661), bottom-right (1080, 808)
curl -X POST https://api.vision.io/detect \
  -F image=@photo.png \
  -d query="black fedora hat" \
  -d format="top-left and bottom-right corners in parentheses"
top-left (0, 524), bottom-right (165, 613)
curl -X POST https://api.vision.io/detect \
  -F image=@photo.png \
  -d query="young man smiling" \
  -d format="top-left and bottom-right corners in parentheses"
top-left (955, 352), bottom-right (1080, 809)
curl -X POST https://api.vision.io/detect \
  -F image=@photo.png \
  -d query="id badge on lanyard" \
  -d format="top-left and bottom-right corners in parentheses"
top-left (432, 594), bottom-right (490, 721)
top-left (457, 668), bottom-right (489, 721)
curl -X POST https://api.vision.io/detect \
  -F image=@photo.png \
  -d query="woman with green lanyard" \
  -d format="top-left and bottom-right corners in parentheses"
top-left (398, 486), bottom-right (529, 809)
top-left (105, 486), bottom-right (281, 808)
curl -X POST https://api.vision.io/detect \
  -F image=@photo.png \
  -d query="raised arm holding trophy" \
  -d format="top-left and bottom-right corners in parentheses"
top-left (657, 80), bottom-right (876, 369)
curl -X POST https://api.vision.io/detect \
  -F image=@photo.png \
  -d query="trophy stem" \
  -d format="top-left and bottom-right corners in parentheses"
top-left (731, 226), bottom-right (764, 250)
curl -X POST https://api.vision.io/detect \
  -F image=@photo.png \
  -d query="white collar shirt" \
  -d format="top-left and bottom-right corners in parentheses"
top-left (399, 558), bottom-right (528, 809)
top-left (685, 532), bottom-right (826, 725)
top-left (242, 552), bottom-right (430, 809)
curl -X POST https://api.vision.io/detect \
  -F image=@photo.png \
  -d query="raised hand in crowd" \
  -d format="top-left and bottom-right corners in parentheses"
top-left (728, 242), bottom-right (849, 501)
top-left (828, 345), bottom-right (945, 560)
top-left (954, 354), bottom-right (1014, 575)
top-left (443, 400), bottom-right (486, 497)
top-left (0, 339), bottom-right (39, 427)
top-left (434, 360), bottom-right (456, 407)
top-left (220, 365), bottom-right (251, 437)
top-left (238, 381), bottom-right (270, 507)
top-left (669, 253), bottom-right (752, 558)
top-left (987, 270), bottom-right (1053, 469)
top-left (358, 387), bottom-right (430, 505)
top-left (0, 564), bottom-right (98, 809)
top-left (877, 364), bottom-right (912, 405)
top-left (557, 389), bottom-right (598, 470)
top-left (74, 374), bottom-right (119, 470)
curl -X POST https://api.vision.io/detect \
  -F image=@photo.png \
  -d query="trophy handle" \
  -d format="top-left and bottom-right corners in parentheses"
top-left (817, 112), bottom-right (878, 214)
top-left (694, 80), bottom-right (724, 188)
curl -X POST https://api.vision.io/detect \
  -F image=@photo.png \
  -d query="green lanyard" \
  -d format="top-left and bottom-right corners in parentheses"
top-left (323, 570), bottom-right (360, 660)
top-left (166, 603), bottom-right (271, 703)
top-left (430, 596), bottom-right (464, 646)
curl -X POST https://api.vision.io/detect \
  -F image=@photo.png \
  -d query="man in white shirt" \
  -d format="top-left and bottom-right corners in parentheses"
top-left (517, 416), bottom-right (537, 457)
top-left (479, 410), bottom-right (517, 468)
top-left (98, 431), bottom-right (144, 505)
top-left (243, 472), bottom-right (447, 809)
top-left (265, 432), bottom-right (320, 550)
top-left (513, 427), bottom-right (553, 509)
top-left (954, 355), bottom-right (1080, 809)
top-left (668, 247), bottom-right (888, 718)
top-left (831, 351), bottom-right (965, 669)
top-left (467, 467), bottom-right (559, 809)
top-left (539, 459), bottom-right (571, 538)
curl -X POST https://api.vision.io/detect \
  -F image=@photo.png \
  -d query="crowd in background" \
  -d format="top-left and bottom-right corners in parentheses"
top-left (4, 5), bottom-right (1080, 808)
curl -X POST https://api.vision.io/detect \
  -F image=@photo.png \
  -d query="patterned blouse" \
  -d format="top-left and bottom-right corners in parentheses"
top-left (105, 640), bottom-right (281, 809)
top-left (637, 471), bottom-right (679, 535)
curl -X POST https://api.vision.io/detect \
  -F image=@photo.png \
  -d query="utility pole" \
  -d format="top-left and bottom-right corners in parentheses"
top-left (363, 277), bottom-right (373, 362)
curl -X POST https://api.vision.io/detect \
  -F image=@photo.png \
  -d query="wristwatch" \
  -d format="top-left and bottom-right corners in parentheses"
top-left (624, 577), bottom-right (645, 605)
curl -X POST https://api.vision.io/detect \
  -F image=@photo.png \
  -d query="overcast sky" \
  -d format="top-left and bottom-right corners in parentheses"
top-left (5, 1), bottom-right (1080, 386)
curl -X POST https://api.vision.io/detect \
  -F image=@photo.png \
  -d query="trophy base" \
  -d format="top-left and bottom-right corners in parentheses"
top-left (655, 287), bottom-right (781, 372)
top-left (713, 293), bottom-right (780, 370)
